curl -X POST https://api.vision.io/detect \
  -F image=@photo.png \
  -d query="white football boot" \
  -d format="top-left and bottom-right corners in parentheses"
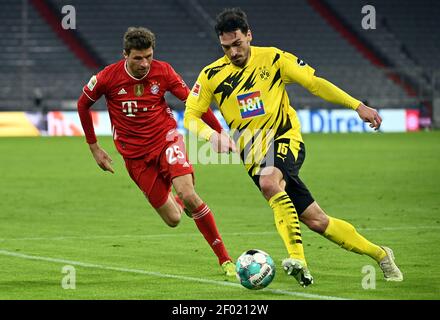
top-left (379, 246), bottom-right (403, 281)
top-left (282, 258), bottom-right (314, 287)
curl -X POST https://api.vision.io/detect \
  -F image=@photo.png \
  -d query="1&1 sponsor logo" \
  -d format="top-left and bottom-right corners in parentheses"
top-left (237, 91), bottom-right (265, 119)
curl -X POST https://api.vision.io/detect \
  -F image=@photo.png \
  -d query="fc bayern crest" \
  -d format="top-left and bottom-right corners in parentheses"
top-left (150, 84), bottom-right (160, 95)
top-left (150, 81), bottom-right (160, 94)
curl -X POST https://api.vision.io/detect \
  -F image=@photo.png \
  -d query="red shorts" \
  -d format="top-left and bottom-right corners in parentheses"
top-left (124, 132), bottom-right (194, 209)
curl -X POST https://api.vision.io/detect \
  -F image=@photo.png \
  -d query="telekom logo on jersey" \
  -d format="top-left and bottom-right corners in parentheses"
top-left (121, 101), bottom-right (174, 117)
top-left (122, 101), bottom-right (138, 117)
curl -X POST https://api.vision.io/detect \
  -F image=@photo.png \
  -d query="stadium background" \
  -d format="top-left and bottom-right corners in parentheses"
top-left (0, 0), bottom-right (439, 301)
top-left (1, 0), bottom-right (439, 135)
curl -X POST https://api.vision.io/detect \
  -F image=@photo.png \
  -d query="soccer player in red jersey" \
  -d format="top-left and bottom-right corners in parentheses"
top-left (77, 27), bottom-right (236, 276)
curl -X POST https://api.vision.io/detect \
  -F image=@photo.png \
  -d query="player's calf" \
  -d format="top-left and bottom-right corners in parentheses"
top-left (174, 194), bottom-right (192, 218)
top-left (155, 194), bottom-right (183, 227)
top-left (299, 202), bottom-right (329, 234)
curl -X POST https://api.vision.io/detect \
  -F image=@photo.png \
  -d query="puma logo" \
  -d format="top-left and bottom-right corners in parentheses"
top-left (224, 81), bottom-right (233, 89)
top-left (277, 154), bottom-right (287, 161)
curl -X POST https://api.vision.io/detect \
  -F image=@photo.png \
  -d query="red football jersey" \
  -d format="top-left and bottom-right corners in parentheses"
top-left (82, 59), bottom-right (189, 159)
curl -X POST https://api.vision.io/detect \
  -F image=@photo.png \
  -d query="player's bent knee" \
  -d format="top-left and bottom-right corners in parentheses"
top-left (166, 218), bottom-right (180, 228)
top-left (300, 211), bottom-right (329, 234)
top-left (163, 211), bottom-right (181, 227)
top-left (156, 198), bottom-right (182, 227)
top-left (259, 177), bottom-right (282, 200)
top-left (304, 219), bottom-right (326, 233)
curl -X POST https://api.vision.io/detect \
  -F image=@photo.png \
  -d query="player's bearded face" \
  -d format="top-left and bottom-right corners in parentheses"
top-left (219, 30), bottom-right (252, 67)
top-left (124, 48), bottom-right (154, 78)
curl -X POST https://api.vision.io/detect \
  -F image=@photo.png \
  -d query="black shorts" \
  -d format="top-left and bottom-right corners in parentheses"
top-left (250, 139), bottom-right (314, 215)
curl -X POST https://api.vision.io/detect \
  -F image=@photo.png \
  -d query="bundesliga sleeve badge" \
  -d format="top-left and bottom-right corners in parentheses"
top-left (87, 75), bottom-right (97, 91)
top-left (191, 82), bottom-right (201, 97)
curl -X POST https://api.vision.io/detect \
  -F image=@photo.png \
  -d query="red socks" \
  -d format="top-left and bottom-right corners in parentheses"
top-left (192, 203), bottom-right (231, 265)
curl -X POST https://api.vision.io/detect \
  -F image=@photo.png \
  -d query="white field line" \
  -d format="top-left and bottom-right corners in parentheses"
top-left (0, 249), bottom-right (348, 300)
top-left (0, 225), bottom-right (439, 242)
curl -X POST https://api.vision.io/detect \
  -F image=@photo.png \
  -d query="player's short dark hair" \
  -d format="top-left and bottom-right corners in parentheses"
top-left (123, 27), bottom-right (155, 54)
top-left (214, 8), bottom-right (249, 36)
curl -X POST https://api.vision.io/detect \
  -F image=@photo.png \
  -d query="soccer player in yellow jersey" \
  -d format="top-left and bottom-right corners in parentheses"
top-left (184, 8), bottom-right (403, 287)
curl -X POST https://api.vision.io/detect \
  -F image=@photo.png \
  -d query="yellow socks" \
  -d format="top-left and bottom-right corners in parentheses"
top-left (323, 216), bottom-right (386, 262)
top-left (269, 191), bottom-right (306, 263)
top-left (268, 192), bottom-right (385, 264)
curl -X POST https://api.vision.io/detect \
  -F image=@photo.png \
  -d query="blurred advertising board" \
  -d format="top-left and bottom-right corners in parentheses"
top-left (0, 109), bottom-right (420, 137)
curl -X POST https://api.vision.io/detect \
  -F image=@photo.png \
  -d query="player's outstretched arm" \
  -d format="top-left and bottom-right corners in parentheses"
top-left (355, 103), bottom-right (382, 130)
top-left (77, 92), bottom-right (114, 173)
top-left (89, 143), bottom-right (114, 174)
top-left (305, 76), bottom-right (382, 130)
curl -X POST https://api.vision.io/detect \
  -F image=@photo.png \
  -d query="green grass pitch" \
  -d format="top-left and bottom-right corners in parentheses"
top-left (0, 132), bottom-right (439, 299)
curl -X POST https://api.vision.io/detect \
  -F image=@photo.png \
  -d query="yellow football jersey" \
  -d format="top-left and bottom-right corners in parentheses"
top-left (185, 46), bottom-right (360, 174)
top-left (186, 47), bottom-right (315, 163)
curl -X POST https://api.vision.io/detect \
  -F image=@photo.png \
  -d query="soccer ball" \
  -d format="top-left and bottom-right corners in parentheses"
top-left (235, 249), bottom-right (276, 290)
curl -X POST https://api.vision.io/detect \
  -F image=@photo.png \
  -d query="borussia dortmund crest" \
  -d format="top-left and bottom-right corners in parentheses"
top-left (259, 66), bottom-right (270, 80)
top-left (134, 84), bottom-right (144, 97)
